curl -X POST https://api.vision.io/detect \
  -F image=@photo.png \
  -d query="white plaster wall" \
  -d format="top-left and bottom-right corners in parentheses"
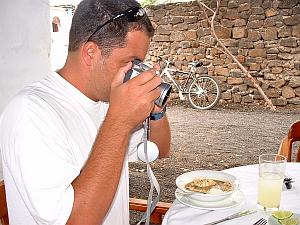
top-left (50, 7), bottom-right (73, 70)
top-left (0, 0), bottom-right (51, 179)
top-left (0, 0), bottom-right (51, 112)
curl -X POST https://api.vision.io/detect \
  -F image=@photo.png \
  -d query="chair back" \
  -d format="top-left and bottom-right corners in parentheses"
top-left (129, 198), bottom-right (171, 224)
top-left (0, 180), bottom-right (9, 225)
top-left (278, 120), bottom-right (300, 162)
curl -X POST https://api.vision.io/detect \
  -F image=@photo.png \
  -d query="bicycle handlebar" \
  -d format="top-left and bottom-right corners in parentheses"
top-left (157, 56), bottom-right (203, 71)
top-left (157, 56), bottom-right (174, 66)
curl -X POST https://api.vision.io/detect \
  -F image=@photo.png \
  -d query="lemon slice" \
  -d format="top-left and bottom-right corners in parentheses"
top-left (279, 217), bottom-right (299, 225)
top-left (272, 211), bottom-right (294, 220)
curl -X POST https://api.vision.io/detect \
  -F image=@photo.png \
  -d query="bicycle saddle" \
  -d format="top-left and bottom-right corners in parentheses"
top-left (166, 60), bottom-right (175, 66)
top-left (158, 56), bottom-right (175, 66)
top-left (188, 61), bottom-right (203, 67)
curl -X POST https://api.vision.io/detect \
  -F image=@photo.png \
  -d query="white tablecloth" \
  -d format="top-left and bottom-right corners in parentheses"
top-left (162, 163), bottom-right (300, 225)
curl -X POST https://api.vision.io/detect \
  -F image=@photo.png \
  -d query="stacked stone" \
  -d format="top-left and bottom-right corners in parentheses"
top-left (146, 0), bottom-right (300, 106)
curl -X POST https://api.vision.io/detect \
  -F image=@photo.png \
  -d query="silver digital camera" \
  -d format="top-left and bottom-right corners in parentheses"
top-left (124, 59), bottom-right (171, 107)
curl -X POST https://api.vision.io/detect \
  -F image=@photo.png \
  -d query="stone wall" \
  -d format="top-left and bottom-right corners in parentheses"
top-left (145, 0), bottom-right (300, 106)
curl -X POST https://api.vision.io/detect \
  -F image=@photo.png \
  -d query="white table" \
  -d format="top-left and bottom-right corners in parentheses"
top-left (162, 163), bottom-right (300, 225)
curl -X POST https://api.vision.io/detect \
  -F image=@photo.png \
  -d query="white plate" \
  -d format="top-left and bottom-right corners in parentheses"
top-left (175, 188), bottom-right (245, 210)
top-left (175, 170), bottom-right (238, 202)
top-left (268, 213), bottom-right (300, 225)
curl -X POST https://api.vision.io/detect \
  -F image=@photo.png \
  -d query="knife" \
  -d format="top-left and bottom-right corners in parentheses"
top-left (202, 209), bottom-right (257, 225)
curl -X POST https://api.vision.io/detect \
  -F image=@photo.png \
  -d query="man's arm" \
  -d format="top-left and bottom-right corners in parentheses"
top-left (67, 114), bottom-right (131, 225)
top-left (150, 115), bottom-right (171, 158)
top-left (66, 64), bottom-right (162, 225)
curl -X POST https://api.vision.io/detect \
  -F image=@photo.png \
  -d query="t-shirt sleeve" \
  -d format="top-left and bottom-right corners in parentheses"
top-left (2, 97), bottom-right (80, 225)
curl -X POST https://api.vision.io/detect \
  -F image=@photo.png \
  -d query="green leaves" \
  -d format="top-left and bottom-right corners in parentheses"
top-left (140, 0), bottom-right (158, 7)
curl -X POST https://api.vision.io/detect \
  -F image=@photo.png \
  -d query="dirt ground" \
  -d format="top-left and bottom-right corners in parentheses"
top-left (129, 102), bottom-right (300, 223)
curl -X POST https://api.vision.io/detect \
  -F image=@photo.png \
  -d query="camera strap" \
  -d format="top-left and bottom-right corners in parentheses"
top-left (136, 118), bottom-right (160, 225)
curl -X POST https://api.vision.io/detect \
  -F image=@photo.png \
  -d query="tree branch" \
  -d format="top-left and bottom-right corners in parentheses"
top-left (197, 0), bottom-right (276, 111)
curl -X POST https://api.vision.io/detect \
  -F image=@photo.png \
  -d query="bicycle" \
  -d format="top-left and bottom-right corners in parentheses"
top-left (157, 57), bottom-right (221, 110)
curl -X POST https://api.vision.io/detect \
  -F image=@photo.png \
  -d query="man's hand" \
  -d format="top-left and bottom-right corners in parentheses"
top-left (107, 62), bottom-right (162, 131)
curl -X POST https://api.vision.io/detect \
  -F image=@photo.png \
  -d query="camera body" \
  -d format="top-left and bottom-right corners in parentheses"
top-left (124, 59), bottom-right (171, 107)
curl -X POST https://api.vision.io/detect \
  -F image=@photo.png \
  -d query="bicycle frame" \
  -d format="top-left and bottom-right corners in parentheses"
top-left (157, 58), bottom-right (221, 109)
top-left (160, 66), bottom-right (197, 94)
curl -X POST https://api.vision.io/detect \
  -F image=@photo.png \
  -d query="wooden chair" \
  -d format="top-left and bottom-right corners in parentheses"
top-left (129, 198), bottom-right (171, 224)
top-left (278, 120), bottom-right (300, 162)
top-left (0, 180), bottom-right (9, 225)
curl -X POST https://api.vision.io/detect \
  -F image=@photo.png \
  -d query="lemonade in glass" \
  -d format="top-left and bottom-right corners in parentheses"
top-left (257, 154), bottom-right (286, 211)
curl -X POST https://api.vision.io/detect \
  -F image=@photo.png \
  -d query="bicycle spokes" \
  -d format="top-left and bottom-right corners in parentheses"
top-left (158, 57), bottom-right (221, 109)
top-left (188, 76), bottom-right (221, 110)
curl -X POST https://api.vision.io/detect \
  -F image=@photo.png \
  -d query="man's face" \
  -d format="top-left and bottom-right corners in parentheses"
top-left (91, 30), bottom-right (151, 102)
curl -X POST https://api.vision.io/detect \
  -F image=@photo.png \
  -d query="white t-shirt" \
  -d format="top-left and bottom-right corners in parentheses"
top-left (0, 72), bottom-right (143, 225)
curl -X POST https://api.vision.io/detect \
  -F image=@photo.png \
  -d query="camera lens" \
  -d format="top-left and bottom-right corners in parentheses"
top-left (155, 83), bottom-right (172, 107)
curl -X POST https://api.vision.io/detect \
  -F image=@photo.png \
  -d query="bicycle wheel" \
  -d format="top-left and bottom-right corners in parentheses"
top-left (187, 75), bottom-right (221, 110)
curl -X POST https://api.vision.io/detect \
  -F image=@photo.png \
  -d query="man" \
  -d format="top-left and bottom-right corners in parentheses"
top-left (0, 0), bottom-right (171, 224)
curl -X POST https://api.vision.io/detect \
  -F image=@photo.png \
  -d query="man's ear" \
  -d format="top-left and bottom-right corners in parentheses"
top-left (81, 42), bottom-right (99, 66)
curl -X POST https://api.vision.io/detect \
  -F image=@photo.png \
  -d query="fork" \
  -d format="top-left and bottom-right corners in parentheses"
top-left (253, 218), bottom-right (267, 225)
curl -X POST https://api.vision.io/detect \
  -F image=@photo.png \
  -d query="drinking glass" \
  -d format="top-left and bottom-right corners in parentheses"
top-left (257, 154), bottom-right (286, 211)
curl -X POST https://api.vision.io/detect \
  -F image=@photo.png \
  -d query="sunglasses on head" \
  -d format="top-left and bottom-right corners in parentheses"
top-left (86, 6), bottom-right (146, 43)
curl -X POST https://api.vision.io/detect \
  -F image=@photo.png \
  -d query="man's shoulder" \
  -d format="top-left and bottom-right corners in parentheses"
top-left (0, 76), bottom-right (65, 128)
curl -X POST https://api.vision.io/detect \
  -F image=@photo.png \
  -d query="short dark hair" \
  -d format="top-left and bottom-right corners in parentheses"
top-left (68, 0), bottom-right (154, 55)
